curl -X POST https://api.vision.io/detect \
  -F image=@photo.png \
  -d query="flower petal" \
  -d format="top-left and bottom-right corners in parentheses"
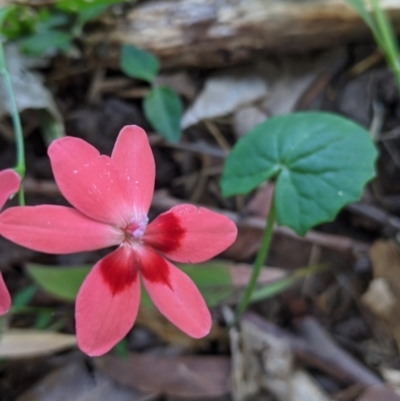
top-left (0, 273), bottom-right (11, 314)
top-left (49, 136), bottom-right (133, 226)
top-left (144, 204), bottom-right (237, 263)
top-left (0, 205), bottom-right (123, 253)
top-left (112, 125), bottom-right (155, 215)
top-left (76, 246), bottom-right (140, 356)
top-left (0, 169), bottom-right (20, 210)
top-left (139, 247), bottom-right (211, 338)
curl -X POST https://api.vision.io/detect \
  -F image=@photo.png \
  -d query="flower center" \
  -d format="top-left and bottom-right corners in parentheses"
top-left (125, 214), bottom-right (149, 241)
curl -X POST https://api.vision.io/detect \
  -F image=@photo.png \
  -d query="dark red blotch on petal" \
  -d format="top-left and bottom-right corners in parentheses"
top-left (99, 248), bottom-right (137, 296)
top-left (139, 248), bottom-right (172, 288)
top-left (145, 212), bottom-right (185, 254)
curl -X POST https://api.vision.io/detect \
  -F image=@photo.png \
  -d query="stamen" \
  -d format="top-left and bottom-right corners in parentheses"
top-left (126, 214), bottom-right (149, 240)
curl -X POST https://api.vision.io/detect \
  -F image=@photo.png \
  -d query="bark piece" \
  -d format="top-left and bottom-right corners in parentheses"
top-left (102, 0), bottom-right (400, 68)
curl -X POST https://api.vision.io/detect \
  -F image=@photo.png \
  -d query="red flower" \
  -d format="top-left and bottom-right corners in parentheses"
top-left (0, 126), bottom-right (237, 356)
top-left (0, 169), bottom-right (20, 314)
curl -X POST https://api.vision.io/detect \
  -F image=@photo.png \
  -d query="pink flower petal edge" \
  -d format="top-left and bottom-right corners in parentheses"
top-left (0, 169), bottom-right (20, 210)
top-left (139, 246), bottom-right (212, 338)
top-left (144, 204), bottom-right (237, 263)
top-left (0, 125), bottom-right (238, 355)
top-left (49, 137), bottom-right (133, 227)
top-left (76, 246), bottom-right (140, 356)
top-left (0, 205), bottom-right (123, 254)
top-left (48, 126), bottom-right (155, 227)
top-left (111, 125), bottom-right (155, 216)
top-left (0, 272), bottom-right (11, 314)
top-left (0, 169), bottom-right (20, 314)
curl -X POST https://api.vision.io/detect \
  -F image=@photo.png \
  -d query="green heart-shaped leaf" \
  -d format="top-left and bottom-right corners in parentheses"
top-left (221, 112), bottom-right (377, 235)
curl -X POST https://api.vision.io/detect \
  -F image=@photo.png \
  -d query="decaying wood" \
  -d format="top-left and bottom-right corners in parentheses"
top-left (94, 0), bottom-right (400, 68)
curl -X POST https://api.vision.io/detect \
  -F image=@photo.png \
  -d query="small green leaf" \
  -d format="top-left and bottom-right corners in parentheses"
top-left (36, 109), bottom-right (65, 145)
top-left (77, 5), bottom-right (108, 25)
top-left (179, 262), bottom-right (231, 287)
top-left (144, 86), bottom-right (182, 143)
top-left (113, 338), bottom-right (129, 358)
top-left (180, 262), bottom-right (233, 307)
top-left (27, 264), bottom-right (90, 301)
top-left (221, 112), bottom-right (377, 236)
top-left (1, 6), bottom-right (38, 40)
top-left (120, 44), bottom-right (160, 82)
top-left (12, 285), bottom-right (37, 307)
top-left (56, 0), bottom-right (126, 12)
top-left (19, 31), bottom-right (72, 56)
top-left (35, 311), bottom-right (53, 330)
top-left (37, 12), bottom-right (70, 31)
top-left (0, 6), bottom-right (14, 31)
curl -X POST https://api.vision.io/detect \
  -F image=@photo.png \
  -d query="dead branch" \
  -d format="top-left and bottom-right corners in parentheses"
top-left (91, 0), bottom-right (400, 68)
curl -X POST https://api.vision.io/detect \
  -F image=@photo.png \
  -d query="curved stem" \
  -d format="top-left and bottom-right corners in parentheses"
top-left (0, 41), bottom-right (25, 205)
top-left (234, 196), bottom-right (276, 324)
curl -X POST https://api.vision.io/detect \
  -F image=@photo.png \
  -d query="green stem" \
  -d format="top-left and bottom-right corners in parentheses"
top-left (234, 197), bottom-right (276, 323)
top-left (0, 40), bottom-right (25, 205)
top-left (369, 0), bottom-right (400, 92)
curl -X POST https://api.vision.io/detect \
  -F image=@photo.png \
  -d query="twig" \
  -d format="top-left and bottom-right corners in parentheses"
top-left (204, 120), bottom-right (231, 152)
top-left (148, 135), bottom-right (228, 158)
top-left (243, 312), bottom-right (382, 386)
top-left (296, 316), bottom-right (382, 386)
top-left (22, 179), bottom-right (370, 255)
top-left (347, 201), bottom-right (400, 232)
top-left (152, 192), bottom-right (369, 254)
top-left (24, 177), bottom-right (60, 196)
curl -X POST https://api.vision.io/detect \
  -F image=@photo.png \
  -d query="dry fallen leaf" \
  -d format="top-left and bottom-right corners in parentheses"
top-left (17, 360), bottom-right (140, 401)
top-left (232, 106), bottom-right (268, 138)
top-left (356, 385), bottom-right (400, 401)
top-left (0, 45), bottom-right (63, 128)
top-left (382, 368), bottom-right (400, 396)
top-left (261, 48), bottom-right (346, 116)
top-left (363, 240), bottom-right (400, 349)
top-left (230, 264), bottom-right (285, 287)
top-left (290, 370), bottom-right (332, 401)
top-left (155, 72), bottom-right (197, 100)
top-left (362, 278), bottom-right (396, 318)
top-left (96, 353), bottom-right (231, 398)
top-left (224, 183), bottom-right (274, 261)
top-left (0, 329), bottom-right (76, 359)
top-left (231, 316), bottom-right (331, 401)
top-left (181, 68), bottom-right (269, 129)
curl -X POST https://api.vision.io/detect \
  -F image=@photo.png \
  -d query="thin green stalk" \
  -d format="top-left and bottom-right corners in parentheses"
top-left (0, 40), bottom-right (25, 205)
top-left (234, 197), bottom-right (276, 324)
top-left (369, 0), bottom-right (400, 92)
